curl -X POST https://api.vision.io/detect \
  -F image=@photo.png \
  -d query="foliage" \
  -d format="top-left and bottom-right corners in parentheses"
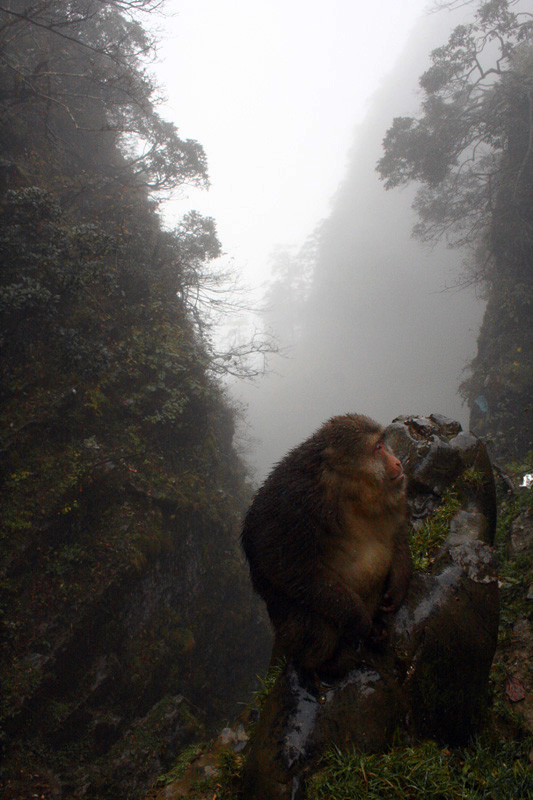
top-left (0, 2), bottom-right (272, 797)
top-left (0, 0), bottom-right (273, 382)
top-left (0, 0), bottom-right (208, 196)
top-left (377, 0), bottom-right (533, 460)
top-left (377, 0), bottom-right (533, 251)
top-left (0, 187), bottom-right (114, 384)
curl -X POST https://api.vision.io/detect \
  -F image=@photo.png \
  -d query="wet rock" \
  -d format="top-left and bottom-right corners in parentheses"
top-left (242, 659), bottom-right (406, 799)
top-left (429, 414), bottom-right (462, 437)
top-left (151, 714), bottom-right (253, 799)
top-left (217, 723), bottom-right (249, 753)
top-left (242, 415), bottom-right (499, 800)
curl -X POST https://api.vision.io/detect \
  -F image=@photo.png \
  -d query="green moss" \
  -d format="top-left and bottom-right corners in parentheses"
top-left (461, 467), bottom-right (486, 491)
top-left (410, 490), bottom-right (462, 571)
top-left (409, 462), bottom-right (497, 571)
top-left (178, 747), bottom-right (243, 800)
top-left (155, 743), bottom-right (205, 787)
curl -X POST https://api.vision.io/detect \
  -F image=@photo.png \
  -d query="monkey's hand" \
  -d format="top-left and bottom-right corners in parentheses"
top-left (369, 618), bottom-right (388, 646)
top-left (380, 573), bottom-right (411, 612)
top-left (381, 525), bottom-right (413, 612)
top-left (380, 590), bottom-right (401, 613)
top-left (382, 569), bottom-right (411, 612)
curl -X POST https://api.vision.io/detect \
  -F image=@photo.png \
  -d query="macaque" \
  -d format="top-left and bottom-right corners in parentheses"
top-left (241, 414), bottom-right (411, 676)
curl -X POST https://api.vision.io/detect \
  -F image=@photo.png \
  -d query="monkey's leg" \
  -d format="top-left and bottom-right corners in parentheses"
top-left (274, 610), bottom-right (340, 672)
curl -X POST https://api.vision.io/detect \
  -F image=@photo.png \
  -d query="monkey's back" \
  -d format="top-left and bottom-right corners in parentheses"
top-left (241, 434), bottom-right (343, 622)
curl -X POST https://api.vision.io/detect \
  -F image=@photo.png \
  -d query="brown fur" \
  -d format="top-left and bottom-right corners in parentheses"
top-left (241, 413), bottom-right (412, 676)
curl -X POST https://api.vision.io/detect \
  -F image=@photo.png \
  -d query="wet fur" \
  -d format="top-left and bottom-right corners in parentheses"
top-left (241, 414), bottom-right (411, 675)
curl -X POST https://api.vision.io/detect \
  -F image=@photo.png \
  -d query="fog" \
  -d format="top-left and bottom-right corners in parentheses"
top-left (233, 13), bottom-right (484, 479)
top-left (157, 0), bottom-right (432, 283)
top-left (155, 3), bottom-right (485, 480)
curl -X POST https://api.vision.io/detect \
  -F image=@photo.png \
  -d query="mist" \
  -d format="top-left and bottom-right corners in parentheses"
top-left (234, 13), bottom-right (484, 480)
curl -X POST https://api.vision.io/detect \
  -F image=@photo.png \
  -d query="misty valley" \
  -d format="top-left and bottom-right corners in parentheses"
top-left (0, 1), bottom-right (531, 799)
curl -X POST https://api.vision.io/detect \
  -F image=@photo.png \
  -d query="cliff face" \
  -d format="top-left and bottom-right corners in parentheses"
top-left (0, 383), bottom-right (271, 799)
top-left (0, 5), bottom-right (271, 797)
top-left (0, 163), bottom-right (271, 800)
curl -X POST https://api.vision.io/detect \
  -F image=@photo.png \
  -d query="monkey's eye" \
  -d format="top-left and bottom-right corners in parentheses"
top-left (375, 441), bottom-right (385, 452)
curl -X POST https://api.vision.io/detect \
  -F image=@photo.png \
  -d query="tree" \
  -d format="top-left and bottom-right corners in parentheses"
top-left (378, 0), bottom-right (532, 248)
top-left (0, 187), bottom-right (117, 389)
top-left (0, 7), bottom-right (273, 794)
top-left (0, 1), bottom-right (208, 196)
top-left (0, 0), bottom-right (274, 386)
top-left (377, 0), bottom-right (533, 459)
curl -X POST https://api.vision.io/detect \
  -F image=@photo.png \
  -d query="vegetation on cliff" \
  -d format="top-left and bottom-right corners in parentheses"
top-left (0, 2), bottom-right (270, 797)
top-left (378, 0), bottom-right (533, 460)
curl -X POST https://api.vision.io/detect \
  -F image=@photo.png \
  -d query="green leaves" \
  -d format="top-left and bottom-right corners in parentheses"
top-left (377, 1), bottom-right (533, 248)
top-left (378, 1), bottom-right (533, 459)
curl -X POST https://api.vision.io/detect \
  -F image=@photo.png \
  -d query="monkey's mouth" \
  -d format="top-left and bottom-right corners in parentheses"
top-left (390, 471), bottom-right (405, 485)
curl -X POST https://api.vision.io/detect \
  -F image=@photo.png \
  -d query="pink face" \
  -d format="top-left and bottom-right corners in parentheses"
top-left (373, 439), bottom-right (404, 486)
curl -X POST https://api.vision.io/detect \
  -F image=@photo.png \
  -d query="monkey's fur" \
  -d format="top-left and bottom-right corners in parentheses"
top-left (241, 414), bottom-right (412, 675)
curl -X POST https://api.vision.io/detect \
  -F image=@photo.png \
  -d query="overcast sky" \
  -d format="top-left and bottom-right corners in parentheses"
top-left (155, 0), bottom-right (432, 285)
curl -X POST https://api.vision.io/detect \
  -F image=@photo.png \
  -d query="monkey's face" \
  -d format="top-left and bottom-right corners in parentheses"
top-left (373, 438), bottom-right (405, 490)
top-left (354, 435), bottom-right (406, 514)
top-left (321, 423), bottom-right (406, 518)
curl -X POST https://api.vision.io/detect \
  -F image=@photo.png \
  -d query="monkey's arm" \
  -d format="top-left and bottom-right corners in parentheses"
top-left (273, 546), bottom-right (375, 638)
top-left (382, 522), bottom-right (412, 612)
top-left (251, 542), bottom-right (374, 636)
top-left (314, 574), bottom-right (374, 635)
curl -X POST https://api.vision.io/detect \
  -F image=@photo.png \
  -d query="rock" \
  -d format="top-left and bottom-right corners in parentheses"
top-left (151, 713), bottom-right (254, 799)
top-left (510, 510), bottom-right (533, 555)
top-left (428, 414), bottom-right (462, 436)
top-left (216, 723), bottom-right (249, 753)
top-left (242, 415), bottom-right (499, 800)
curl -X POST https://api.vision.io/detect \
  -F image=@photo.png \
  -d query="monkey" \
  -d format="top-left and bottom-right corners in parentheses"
top-left (241, 413), bottom-right (412, 677)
